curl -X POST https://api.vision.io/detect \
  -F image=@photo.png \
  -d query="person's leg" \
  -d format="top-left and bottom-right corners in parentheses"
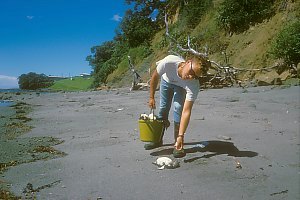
top-left (144, 79), bottom-right (173, 150)
top-left (158, 79), bottom-right (173, 122)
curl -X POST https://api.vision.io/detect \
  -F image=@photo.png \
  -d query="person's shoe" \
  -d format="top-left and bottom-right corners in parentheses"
top-left (144, 141), bottom-right (162, 150)
top-left (173, 148), bottom-right (186, 158)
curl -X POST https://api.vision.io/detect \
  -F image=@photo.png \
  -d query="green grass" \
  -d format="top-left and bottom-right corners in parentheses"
top-left (50, 77), bottom-right (93, 91)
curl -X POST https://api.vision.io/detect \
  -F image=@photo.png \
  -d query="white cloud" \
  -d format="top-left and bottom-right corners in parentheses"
top-left (26, 16), bottom-right (34, 20)
top-left (112, 14), bottom-right (122, 22)
top-left (0, 75), bottom-right (19, 89)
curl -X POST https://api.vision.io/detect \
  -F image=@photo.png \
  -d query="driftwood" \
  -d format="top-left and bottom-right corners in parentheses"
top-left (164, 13), bottom-right (208, 58)
top-left (164, 13), bottom-right (286, 88)
top-left (164, 13), bottom-right (238, 87)
top-left (127, 13), bottom-right (291, 90)
top-left (128, 56), bottom-right (150, 91)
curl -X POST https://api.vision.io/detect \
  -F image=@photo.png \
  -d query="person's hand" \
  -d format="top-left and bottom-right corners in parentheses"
top-left (148, 97), bottom-right (156, 109)
top-left (174, 135), bottom-right (184, 150)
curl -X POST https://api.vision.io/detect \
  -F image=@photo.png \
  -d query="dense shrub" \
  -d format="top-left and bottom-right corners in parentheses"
top-left (270, 20), bottom-right (300, 66)
top-left (18, 72), bottom-right (54, 90)
top-left (217, 0), bottom-right (275, 33)
top-left (179, 0), bottom-right (213, 29)
top-left (87, 40), bottom-right (130, 87)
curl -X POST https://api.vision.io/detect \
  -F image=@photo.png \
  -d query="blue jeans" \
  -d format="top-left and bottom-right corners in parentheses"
top-left (158, 79), bottom-right (186, 124)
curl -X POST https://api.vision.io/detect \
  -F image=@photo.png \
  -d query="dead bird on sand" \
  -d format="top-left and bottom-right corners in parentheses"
top-left (153, 157), bottom-right (180, 170)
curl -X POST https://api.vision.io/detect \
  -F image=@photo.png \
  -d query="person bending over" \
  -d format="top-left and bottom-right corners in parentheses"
top-left (146, 54), bottom-right (210, 158)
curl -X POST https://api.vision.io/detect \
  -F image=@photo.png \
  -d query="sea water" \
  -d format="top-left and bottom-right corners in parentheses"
top-left (0, 89), bottom-right (21, 93)
top-left (0, 100), bottom-right (14, 107)
top-left (0, 89), bottom-right (19, 107)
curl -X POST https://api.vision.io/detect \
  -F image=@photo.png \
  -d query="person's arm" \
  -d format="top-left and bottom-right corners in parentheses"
top-left (175, 100), bottom-right (194, 150)
top-left (148, 69), bottom-right (159, 109)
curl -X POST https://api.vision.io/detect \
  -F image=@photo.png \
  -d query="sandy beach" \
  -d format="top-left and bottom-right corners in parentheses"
top-left (0, 85), bottom-right (299, 199)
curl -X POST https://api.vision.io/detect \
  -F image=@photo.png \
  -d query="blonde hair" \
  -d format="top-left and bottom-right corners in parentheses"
top-left (189, 55), bottom-right (211, 74)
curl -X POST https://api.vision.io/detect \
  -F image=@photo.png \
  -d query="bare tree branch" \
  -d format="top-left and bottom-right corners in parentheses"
top-left (164, 12), bottom-right (281, 88)
top-left (164, 13), bottom-right (208, 58)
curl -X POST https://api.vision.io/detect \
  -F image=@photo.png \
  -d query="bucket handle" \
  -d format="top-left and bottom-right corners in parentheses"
top-left (149, 108), bottom-right (157, 121)
top-left (150, 108), bottom-right (155, 116)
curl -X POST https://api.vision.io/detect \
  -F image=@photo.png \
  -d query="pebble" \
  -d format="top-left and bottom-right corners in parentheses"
top-left (217, 135), bottom-right (231, 140)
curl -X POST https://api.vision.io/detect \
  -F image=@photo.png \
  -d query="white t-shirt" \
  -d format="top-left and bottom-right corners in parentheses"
top-left (156, 55), bottom-right (200, 101)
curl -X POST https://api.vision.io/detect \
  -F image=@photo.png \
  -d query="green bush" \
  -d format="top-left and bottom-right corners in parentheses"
top-left (18, 72), bottom-right (54, 90)
top-left (270, 20), bottom-right (300, 66)
top-left (88, 40), bottom-right (129, 87)
top-left (217, 0), bottom-right (275, 33)
top-left (179, 0), bottom-right (213, 29)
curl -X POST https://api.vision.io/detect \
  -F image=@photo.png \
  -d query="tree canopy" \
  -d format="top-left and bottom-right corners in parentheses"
top-left (18, 72), bottom-right (54, 90)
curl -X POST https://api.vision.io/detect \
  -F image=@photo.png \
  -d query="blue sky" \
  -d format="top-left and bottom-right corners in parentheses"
top-left (0, 0), bottom-right (129, 89)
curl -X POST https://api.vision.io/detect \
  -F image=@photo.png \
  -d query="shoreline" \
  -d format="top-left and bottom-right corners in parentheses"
top-left (0, 86), bottom-right (299, 199)
top-left (0, 92), bottom-right (66, 199)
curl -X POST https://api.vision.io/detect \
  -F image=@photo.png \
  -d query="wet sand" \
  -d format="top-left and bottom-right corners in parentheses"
top-left (1, 86), bottom-right (299, 199)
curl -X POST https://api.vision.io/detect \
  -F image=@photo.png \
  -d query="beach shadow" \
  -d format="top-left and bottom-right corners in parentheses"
top-left (150, 140), bottom-right (258, 163)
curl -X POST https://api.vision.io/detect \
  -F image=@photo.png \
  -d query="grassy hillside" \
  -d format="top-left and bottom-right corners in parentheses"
top-left (50, 77), bottom-right (93, 91)
top-left (107, 0), bottom-right (299, 88)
